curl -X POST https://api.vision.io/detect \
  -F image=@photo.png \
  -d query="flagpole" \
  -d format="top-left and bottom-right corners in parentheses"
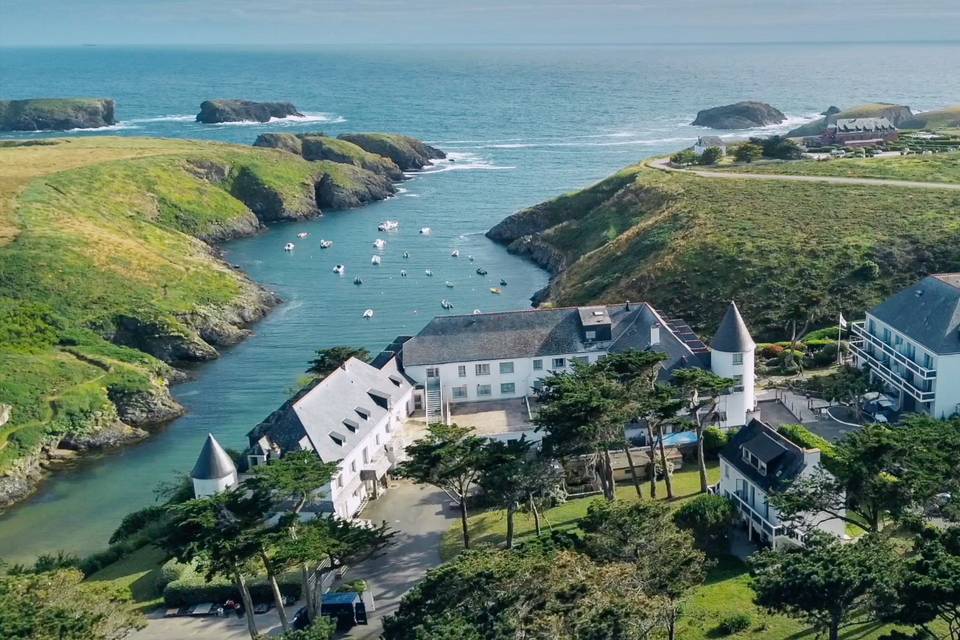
top-left (837, 313), bottom-right (844, 365)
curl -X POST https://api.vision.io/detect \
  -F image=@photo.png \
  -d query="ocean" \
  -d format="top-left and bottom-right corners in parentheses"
top-left (0, 43), bottom-right (958, 561)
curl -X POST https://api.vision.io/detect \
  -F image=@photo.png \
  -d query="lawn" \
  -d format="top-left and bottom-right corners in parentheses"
top-left (441, 462), bottom-right (721, 560)
top-left (87, 544), bottom-right (167, 612)
top-left (710, 151), bottom-right (960, 184)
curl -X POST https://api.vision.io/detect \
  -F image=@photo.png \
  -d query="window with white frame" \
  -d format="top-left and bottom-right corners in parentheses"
top-left (553, 357), bottom-right (565, 369)
top-left (585, 330), bottom-right (596, 340)
top-left (732, 353), bottom-right (743, 365)
top-left (458, 365), bottom-right (467, 378)
top-left (477, 384), bottom-right (492, 397)
top-left (350, 460), bottom-right (357, 473)
top-left (499, 361), bottom-right (514, 374)
top-left (500, 382), bottom-right (516, 395)
top-left (426, 367), bottom-right (439, 378)
top-left (476, 363), bottom-right (491, 376)
top-left (452, 385), bottom-right (468, 399)
top-left (533, 359), bottom-right (543, 370)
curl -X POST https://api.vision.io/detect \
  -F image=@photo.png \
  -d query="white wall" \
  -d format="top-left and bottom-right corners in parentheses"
top-left (710, 348), bottom-right (755, 427)
top-left (934, 354), bottom-right (960, 419)
top-left (405, 351), bottom-right (607, 403)
top-left (192, 472), bottom-right (238, 499)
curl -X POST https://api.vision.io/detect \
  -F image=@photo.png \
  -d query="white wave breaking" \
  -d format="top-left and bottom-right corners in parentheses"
top-left (415, 151), bottom-right (515, 174)
top-left (127, 114), bottom-right (195, 123)
top-left (208, 112), bottom-right (346, 127)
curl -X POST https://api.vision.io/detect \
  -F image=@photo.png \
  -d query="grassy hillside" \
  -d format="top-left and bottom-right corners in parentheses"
top-left (712, 151), bottom-right (960, 183)
top-left (489, 159), bottom-right (960, 340)
top-left (901, 105), bottom-right (960, 130)
top-left (0, 136), bottom-right (380, 482)
top-left (787, 103), bottom-right (913, 137)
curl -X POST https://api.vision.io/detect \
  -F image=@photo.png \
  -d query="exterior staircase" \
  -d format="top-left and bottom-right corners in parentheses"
top-left (425, 377), bottom-right (444, 425)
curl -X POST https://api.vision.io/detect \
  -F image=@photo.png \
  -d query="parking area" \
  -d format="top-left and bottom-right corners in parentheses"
top-left (130, 603), bottom-right (299, 640)
top-left (448, 398), bottom-right (535, 436)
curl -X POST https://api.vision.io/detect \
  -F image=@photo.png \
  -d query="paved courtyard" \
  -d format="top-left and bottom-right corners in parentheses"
top-left (449, 398), bottom-right (534, 436)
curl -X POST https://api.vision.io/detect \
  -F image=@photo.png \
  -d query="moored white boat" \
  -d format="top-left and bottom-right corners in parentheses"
top-left (378, 220), bottom-right (399, 231)
top-left (333, 264), bottom-right (345, 274)
top-left (362, 309), bottom-right (374, 319)
top-left (424, 269), bottom-right (433, 277)
top-left (450, 249), bottom-right (459, 257)
top-left (419, 227), bottom-right (431, 235)
top-left (441, 299), bottom-right (454, 309)
top-left (373, 238), bottom-right (386, 250)
top-left (283, 242), bottom-right (295, 252)
top-left (319, 240), bottom-right (333, 249)
top-left (445, 281), bottom-right (454, 288)
top-left (371, 255), bottom-right (382, 265)
top-left (297, 232), bottom-right (309, 239)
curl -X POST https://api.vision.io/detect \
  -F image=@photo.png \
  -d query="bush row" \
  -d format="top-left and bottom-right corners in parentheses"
top-left (161, 560), bottom-right (302, 606)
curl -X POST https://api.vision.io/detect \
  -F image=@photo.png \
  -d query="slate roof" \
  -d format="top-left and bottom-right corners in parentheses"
top-left (246, 358), bottom-right (411, 463)
top-left (191, 433), bottom-right (237, 480)
top-left (607, 303), bottom-right (708, 375)
top-left (829, 117), bottom-right (896, 132)
top-left (869, 274), bottom-right (960, 355)
top-left (697, 136), bottom-right (726, 147)
top-left (711, 301), bottom-right (756, 353)
top-left (719, 419), bottom-right (808, 492)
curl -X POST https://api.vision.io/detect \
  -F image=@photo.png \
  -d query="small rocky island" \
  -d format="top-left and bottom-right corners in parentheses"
top-left (196, 99), bottom-right (303, 123)
top-left (692, 101), bottom-right (786, 129)
top-left (0, 98), bottom-right (116, 131)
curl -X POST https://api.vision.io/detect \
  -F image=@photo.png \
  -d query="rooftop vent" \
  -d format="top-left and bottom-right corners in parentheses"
top-left (593, 310), bottom-right (604, 317)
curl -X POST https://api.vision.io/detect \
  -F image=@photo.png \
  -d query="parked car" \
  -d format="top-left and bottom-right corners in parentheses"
top-left (292, 607), bottom-right (310, 630)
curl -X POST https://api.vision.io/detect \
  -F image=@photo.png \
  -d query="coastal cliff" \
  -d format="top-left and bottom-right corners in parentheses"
top-left (338, 133), bottom-right (446, 171)
top-left (0, 133), bottom-right (440, 507)
top-left (691, 101), bottom-right (785, 129)
top-left (786, 103), bottom-right (914, 137)
top-left (196, 100), bottom-right (302, 124)
top-left (488, 157), bottom-right (960, 341)
top-left (254, 133), bottom-right (405, 181)
top-left (0, 98), bottom-right (116, 131)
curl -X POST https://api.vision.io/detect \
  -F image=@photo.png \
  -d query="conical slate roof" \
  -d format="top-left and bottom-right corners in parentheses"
top-left (191, 433), bottom-right (237, 480)
top-left (711, 301), bottom-right (755, 352)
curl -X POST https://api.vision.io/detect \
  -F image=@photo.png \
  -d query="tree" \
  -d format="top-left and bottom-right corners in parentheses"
top-left (395, 423), bottom-right (487, 549)
top-left (0, 568), bottom-right (143, 640)
top-left (889, 526), bottom-right (960, 640)
top-left (306, 346), bottom-right (370, 377)
top-left (673, 493), bottom-right (736, 556)
top-left (671, 368), bottom-right (735, 493)
top-left (670, 149), bottom-right (699, 166)
top-left (580, 500), bottom-right (707, 640)
top-left (752, 135), bottom-right (803, 160)
top-left (382, 547), bottom-right (668, 640)
top-left (159, 492), bottom-right (266, 639)
top-left (750, 532), bottom-right (895, 640)
top-left (798, 366), bottom-right (873, 421)
top-left (536, 363), bottom-right (631, 501)
top-left (251, 451), bottom-right (339, 618)
top-left (698, 146), bottom-right (723, 165)
top-left (734, 143), bottom-right (762, 163)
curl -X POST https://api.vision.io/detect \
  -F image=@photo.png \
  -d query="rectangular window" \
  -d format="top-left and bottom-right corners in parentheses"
top-left (733, 374), bottom-right (744, 390)
top-left (458, 365), bottom-right (467, 378)
top-left (477, 384), bottom-right (492, 397)
top-left (426, 367), bottom-right (439, 378)
top-left (723, 463), bottom-right (729, 479)
top-left (337, 475), bottom-right (343, 488)
top-left (500, 382), bottom-right (516, 395)
top-left (475, 363), bottom-right (490, 376)
top-left (451, 385), bottom-right (468, 399)
top-left (375, 434), bottom-right (380, 446)
top-left (350, 460), bottom-right (357, 473)
top-left (499, 361), bottom-right (514, 374)
top-left (553, 357), bottom-right (566, 369)
top-left (533, 359), bottom-right (543, 371)
top-left (362, 447), bottom-right (369, 464)
top-left (585, 330), bottom-right (596, 340)
top-left (732, 353), bottom-right (743, 365)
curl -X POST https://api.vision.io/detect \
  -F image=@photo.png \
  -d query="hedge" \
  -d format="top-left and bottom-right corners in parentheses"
top-left (162, 562), bottom-right (302, 606)
top-left (776, 424), bottom-right (839, 473)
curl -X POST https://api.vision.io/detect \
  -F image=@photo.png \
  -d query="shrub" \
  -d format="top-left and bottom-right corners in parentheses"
top-left (698, 146), bottom-right (723, 165)
top-left (760, 343), bottom-right (785, 358)
top-left (702, 426), bottom-right (731, 459)
top-left (78, 545), bottom-right (128, 576)
top-left (673, 494), bottom-right (736, 555)
top-left (670, 149), bottom-right (699, 166)
top-left (776, 424), bottom-right (838, 473)
top-left (156, 559), bottom-right (188, 592)
top-left (33, 551), bottom-right (81, 573)
top-left (751, 135), bottom-right (801, 160)
top-left (162, 562), bottom-right (302, 606)
top-left (715, 612), bottom-right (752, 635)
top-left (277, 617), bottom-right (337, 640)
top-left (803, 326), bottom-right (842, 341)
top-left (734, 143), bottom-right (762, 163)
top-left (811, 343), bottom-right (839, 367)
top-left (110, 505), bottom-right (169, 545)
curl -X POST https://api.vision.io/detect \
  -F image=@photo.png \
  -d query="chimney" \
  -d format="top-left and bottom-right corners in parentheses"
top-left (650, 323), bottom-right (661, 346)
top-left (625, 300), bottom-right (631, 311)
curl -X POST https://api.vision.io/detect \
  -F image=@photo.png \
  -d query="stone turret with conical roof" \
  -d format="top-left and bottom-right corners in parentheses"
top-left (709, 301), bottom-right (756, 427)
top-left (191, 433), bottom-right (239, 498)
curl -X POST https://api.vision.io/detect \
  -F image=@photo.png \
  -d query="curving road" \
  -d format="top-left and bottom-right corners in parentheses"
top-left (647, 157), bottom-right (960, 191)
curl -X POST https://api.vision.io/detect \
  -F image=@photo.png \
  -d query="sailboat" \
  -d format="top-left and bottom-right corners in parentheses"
top-left (362, 309), bottom-right (374, 319)
top-left (371, 255), bottom-right (382, 265)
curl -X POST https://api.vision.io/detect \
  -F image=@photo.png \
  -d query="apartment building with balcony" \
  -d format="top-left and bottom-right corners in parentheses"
top-left (718, 419), bottom-right (846, 549)
top-left (850, 274), bottom-right (960, 419)
top-left (397, 300), bottom-right (757, 428)
top-left (243, 356), bottom-right (414, 519)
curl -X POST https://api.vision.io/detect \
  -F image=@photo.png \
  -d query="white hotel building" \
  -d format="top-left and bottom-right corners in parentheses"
top-left (396, 301), bottom-right (757, 429)
top-left (850, 273), bottom-right (960, 419)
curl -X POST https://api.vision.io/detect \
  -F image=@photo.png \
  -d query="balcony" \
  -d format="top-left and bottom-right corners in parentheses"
top-left (850, 321), bottom-right (936, 380)
top-left (850, 340), bottom-right (936, 404)
top-left (726, 489), bottom-right (782, 540)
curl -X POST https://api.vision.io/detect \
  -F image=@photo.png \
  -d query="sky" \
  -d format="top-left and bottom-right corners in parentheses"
top-left (1, 0), bottom-right (959, 46)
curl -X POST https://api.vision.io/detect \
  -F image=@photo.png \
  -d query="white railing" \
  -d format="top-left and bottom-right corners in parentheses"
top-left (850, 321), bottom-right (936, 380)
top-left (850, 340), bottom-right (936, 403)
top-left (726, 489), bottom-right (782, 539)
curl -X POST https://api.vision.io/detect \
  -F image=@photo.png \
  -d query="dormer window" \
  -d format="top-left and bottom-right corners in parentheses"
top-left (329, 432), bottom-right (345, 447)
top-left (585, 330), bottom-right (596, 341)
top-left (355, 407), bottom-right (370, 420)
top-left (388, 374), bottom-right (403, 387)
top-left (343, 419), bottom-right (359, 433)
top-left (741, 446), bottom-right (766, 476)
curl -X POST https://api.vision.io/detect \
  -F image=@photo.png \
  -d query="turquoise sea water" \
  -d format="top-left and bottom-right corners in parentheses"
top-left (1, 43), bottom-right (959, 561)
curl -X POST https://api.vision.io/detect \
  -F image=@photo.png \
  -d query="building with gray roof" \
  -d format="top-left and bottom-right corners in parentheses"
top-left (191, 433), bottom-right (239, 498)
top-left (818, 116), bottom-right (899, 146)
top-left (851, 273), bottom-right (960, 419)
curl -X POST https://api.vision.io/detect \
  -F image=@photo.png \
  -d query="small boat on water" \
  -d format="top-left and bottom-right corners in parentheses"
top-left (476, 268), bottom-right (488, 276)
top-left (362, 309), bottom-right (374, 319)
top-left (450, 249), bottom-right (460, 257)
top-left (297, 232), bottom-right (309, 239)
top-left (473, 309), bottom-right (482, 315)
top-left (283, 242), bottom-right (295, 252)
top-left (500, 279), bottom-right (508, 286)
top-left (333, 264), bottom-right (345, 274)
top-left (441, 299), bottom-right (454, 310)
top-left (419, 227), bottom-right (431, 235)
top-left (400, 270), bottom-right (407, 277)
top-left (371, 255), bottom-right (382, 265)
top-left (353, 276), bottom-right (363, 285)
top-left (319, 239), bottom-right (333, 249)
top-left (445, 281), bottom-right (454, 288)
top-left (373, 239), bottom-right (386, 249)
top-left (402, 251), bottom-right (410, 259)
top-left (425, 269), bottom-right (433, 277)
top-left (490, 287), bottom-right (502, 295)
top-left (378, 220), bottom-right (399, 231)
top-left (468, 255), bottom-right (475, 262)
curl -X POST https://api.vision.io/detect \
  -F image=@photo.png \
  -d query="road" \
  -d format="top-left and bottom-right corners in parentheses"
top-left (647, 157), bottom-right (960, 190)
top-left (344, 480), bottom-right (455, 639)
